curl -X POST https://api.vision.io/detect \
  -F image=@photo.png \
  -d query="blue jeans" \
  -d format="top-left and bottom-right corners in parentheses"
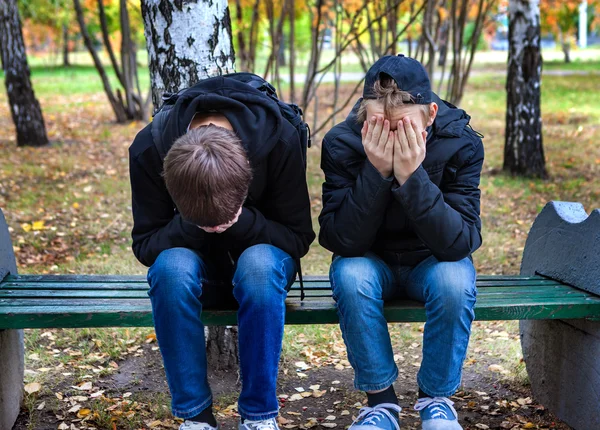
top-left (147, 244), bottom-right (296, 420)
top-left (330, 253), bottom-right (476, 396)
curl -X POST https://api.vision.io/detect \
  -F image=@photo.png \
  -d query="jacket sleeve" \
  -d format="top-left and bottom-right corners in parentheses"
top-left (392, 139), bottom-right (484, 261)
top-left (318, 136), bottom-right (394, 256)
top-left (129, 130), bottom-right (210, 267)
top-left (218, 133), bottom-right (315, 259)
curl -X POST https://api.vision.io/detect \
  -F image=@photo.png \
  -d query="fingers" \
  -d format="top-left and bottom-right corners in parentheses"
top-left (371, 116), bottom-right (384, 144)
top-left (396, 120), bottom-right (409, 153)
top-left (364, 116), bottom-right (376, 145)
top-left (403, 118), bottom-right (418, 149)
top-left (361, 121), bottom-right (367, 141)
top-left (384, 130), bottom-right (394, 158)
top-left (377, 119), bottom-right (390, 149)
top-left (411, 120), bottom-right (426, 150)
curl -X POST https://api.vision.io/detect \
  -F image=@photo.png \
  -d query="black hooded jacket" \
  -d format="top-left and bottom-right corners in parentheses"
top-left (129, 76), bottom-right (315, 267)
top-left (319, 93), bottom-right (484, 266)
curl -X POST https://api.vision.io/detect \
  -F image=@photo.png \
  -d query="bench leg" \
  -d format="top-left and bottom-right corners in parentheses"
top-left (520, 319), bottom-right (600, 429)
top-left (0, 329), bottom-right (24, 430)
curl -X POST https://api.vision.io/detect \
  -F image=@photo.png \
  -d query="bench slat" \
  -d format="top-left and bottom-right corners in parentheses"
top-left (2, 274), bottom-right (600, 329)
top-left (2, 299), bottom-right (600, 328)
top-left (3, 293), bottom-right (599, 308)
top-left (3, 274), bottom-right (563, 285)
top-left (0, 284), bottom-right (586, 300)
top-left (0, 278), bottom-right (569, 291)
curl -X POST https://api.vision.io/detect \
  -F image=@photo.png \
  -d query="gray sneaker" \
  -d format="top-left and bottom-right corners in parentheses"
top-left (239, 417), bottom-right (280, 430)
top-left (414, 397), bottom-right (462, 430)
top-left (349, 403), bottom-right (402, 430)
top-left (179, 421), bottom-right (219, 430)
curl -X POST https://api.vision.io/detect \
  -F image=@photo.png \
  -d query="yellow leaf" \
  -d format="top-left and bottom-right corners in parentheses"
top-left (32, 221), bottom-right (45, 231)
top-left (21, 223), bottom-right (32, 232)
top-left (73, 202), bottom-right (80, 209)
top-left (24, 382), bottom-right (42, 394)
top-left (522, 424), bottom-right (536, 429)
top-left (77, 408), bottom-right (92, 418)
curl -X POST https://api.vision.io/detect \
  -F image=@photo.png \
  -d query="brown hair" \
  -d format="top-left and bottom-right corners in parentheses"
top-left (163, 124), bottom-right (252, 227)
top-left (357, 78), bottom-right (430, 124)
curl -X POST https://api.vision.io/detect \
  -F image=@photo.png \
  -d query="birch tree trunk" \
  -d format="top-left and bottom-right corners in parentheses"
top-left (0, 0), bottom-right (49, 147)
top-left (141, 0), bottom-right (235, 111)
top-left (140, 0), bottom-right (239, 371)
top-left (504, 0), bottom-right (547, 178)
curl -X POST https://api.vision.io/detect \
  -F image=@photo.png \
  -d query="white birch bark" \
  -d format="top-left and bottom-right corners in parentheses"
top-left (504, 0), bottom-right (547, 177)
top-left (141, 0), bottom-right (236, 111)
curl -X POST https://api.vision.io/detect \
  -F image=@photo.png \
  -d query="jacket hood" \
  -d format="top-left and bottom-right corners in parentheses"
top-left (157, 76), bottom-right (284, 162)
top-left (344, 92), bottom-right (472, 142)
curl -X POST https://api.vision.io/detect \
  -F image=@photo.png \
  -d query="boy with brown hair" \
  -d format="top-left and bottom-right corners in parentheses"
top-left (319, 55), bottom-right (484, 430)
top-left (129, 75), bottom-right (315, 430)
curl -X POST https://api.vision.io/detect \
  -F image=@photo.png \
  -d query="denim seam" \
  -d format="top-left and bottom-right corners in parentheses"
top-left (417, 264), bottom-right (477, 398)
top-left (236, 249), bottom-right (290, 420)
top-left (172, 394), bottom-right (213, 419)
top-left (237, 405), bottom-right (280, 421)
top-left (354, 367), bottom-right (399, 392)
top-left (417, 375), bottom-right (460, 398)
top-left (331, 263), bottom-right (398, 393)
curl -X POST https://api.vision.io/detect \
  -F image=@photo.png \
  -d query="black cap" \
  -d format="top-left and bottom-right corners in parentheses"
top-left (363, 54), bottom-right (432, 104)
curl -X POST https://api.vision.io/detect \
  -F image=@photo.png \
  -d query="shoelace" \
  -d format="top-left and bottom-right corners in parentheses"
top-left (243, 418), bottom-right (278, 430)
top-left (414, 397), bottom-right (458, 419)
top-left (353, 403), bottom-right (402, 430)
top-left (181, 421), bottom-right (216, 430)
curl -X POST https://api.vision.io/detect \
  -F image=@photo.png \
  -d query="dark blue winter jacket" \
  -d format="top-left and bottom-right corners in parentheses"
top-left (318, 94), bottom-right (484, 265)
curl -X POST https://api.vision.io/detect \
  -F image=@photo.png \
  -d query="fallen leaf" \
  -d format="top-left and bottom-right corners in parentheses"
top-left (24, 382), bottom-right (42, 394)
top-left (278, 416), bottom-right (293, 425)
top-left (73, 381), bottom-right (93, 391)
top-left (77, 408), bottom-right (91, 418)
top-left (32, 221), bottom-right (46, 231)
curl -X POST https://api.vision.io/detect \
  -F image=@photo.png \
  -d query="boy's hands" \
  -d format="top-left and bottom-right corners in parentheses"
top-left (393, 118), bottom-right (427, 185)
top-left (198, 206), bottom-right (243, 234)
top-left (362, 116), bottom-right (394, 178)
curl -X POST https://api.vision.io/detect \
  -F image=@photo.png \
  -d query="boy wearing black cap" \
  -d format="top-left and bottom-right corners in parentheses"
top-left (319, 55), bottom-right (484, 429)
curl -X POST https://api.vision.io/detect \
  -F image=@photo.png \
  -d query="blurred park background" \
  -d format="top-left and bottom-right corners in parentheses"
top-left (0, 0), bottom-right (599, 428)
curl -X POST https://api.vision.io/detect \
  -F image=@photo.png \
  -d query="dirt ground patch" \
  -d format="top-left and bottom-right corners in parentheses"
top-left (14, 327), bottom-right (570, 430)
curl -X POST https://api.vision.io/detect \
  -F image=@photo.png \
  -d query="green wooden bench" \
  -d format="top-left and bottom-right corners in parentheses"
top-left (1, 202), bottom-right (599, 430)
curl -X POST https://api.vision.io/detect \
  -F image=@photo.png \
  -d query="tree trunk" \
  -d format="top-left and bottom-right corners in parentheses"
top-left (562, 43), bottom-right (571, 63)
top-left (62, 25), bottom-right (70, 67)
top-left (0, 0), bottom-right (49, 147)
top-left (504, 0), bottom-right (547, 178)
top-left (141, 0), bottom-right (235, 112)
top-left (140, 0), bottom-right (239, 371)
